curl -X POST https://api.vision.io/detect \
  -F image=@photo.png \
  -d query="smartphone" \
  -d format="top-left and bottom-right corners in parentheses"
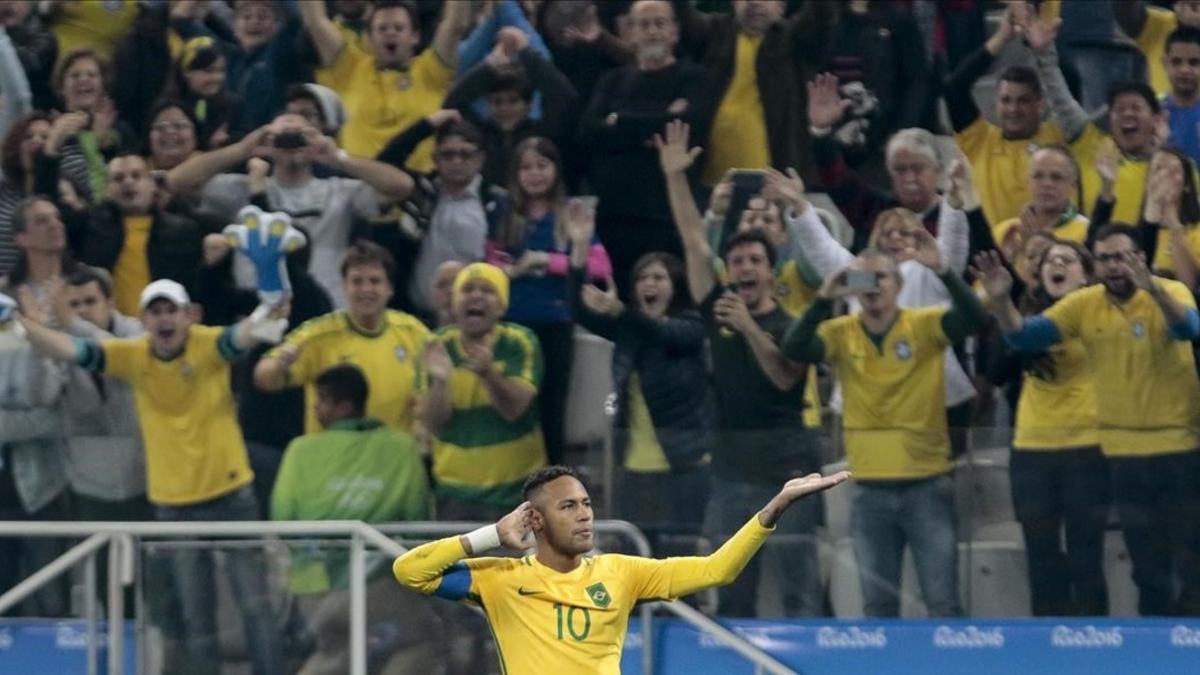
top-left (844, 270), bottom-right (879, 291)
top-left (729, 169), bottom-right (766, 195)
top-left (724, 282), bottom-right (740, 295)
top-left (273, 131), bottom-right (307, 149)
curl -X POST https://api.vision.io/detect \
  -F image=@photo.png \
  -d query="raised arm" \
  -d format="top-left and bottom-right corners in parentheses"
top-left (632, 472), bottom-right (851, 599)
top-left (393, 502), bottom-right (534, 597)
top-left (306, 128), bottom-right (413, 201)
top-left (655, 120), bottom-right (715, 302)
top-left (430, 0), bottom-right (474, 69)
top-left (944, 10), bottom-right (1014, 133)
top-left (298, 0), bottom-right (344, 68)
top-left (1112, 0), bottom-right (1150, 39)
top-left (1124, 249), bottom-right (1200, 338)
top-left (167, 125), bottom-right (271, 193)
top-left (971, 250), bottom-right (1063, 351)
top-left (1026, 15), bottom-right (1088, 142)
top-left (0, 27), bottom-right (32, 136)
top-left (419, 340), bottom-right (454, 435)
top-left (769, 166), bottom-right (854, 278)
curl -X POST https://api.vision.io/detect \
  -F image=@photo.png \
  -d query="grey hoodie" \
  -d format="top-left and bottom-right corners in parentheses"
top-left (62, 312), bottom-right (146, 501)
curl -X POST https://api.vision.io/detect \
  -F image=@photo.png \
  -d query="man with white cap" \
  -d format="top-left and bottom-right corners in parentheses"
top-left (16, 278), bottom-right (287, 675)
top-left (419, 262), bottom-right (547, 520)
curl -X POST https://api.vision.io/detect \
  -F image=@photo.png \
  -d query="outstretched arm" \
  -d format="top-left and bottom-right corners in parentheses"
top-left (632, 472), bottom-right (852, 600)
top-left (655, 120), bottom-right (715, 303)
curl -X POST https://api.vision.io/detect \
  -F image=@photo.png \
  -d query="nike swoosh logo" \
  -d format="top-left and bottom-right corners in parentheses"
top-left (517, 587), bottom-right (543, 596)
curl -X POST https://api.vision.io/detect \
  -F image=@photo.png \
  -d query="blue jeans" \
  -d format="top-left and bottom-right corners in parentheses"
top-left (703, 476), bottom-right (823, 617)
top-left (155, 485), bottom-right (283, 675)
top-left (851, 475), bottom-right (963, 617)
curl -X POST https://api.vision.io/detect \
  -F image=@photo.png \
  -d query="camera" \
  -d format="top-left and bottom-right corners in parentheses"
top-left (273, 132), bottom-right (307, 150)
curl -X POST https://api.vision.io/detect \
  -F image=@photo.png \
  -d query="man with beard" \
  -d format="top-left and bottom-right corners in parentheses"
top-left (975, 225), bottom-right (1200, 616)
top-left (392, 465), bottom-right (850, 674)
top-left (578, 0), bottom-right (713, 298)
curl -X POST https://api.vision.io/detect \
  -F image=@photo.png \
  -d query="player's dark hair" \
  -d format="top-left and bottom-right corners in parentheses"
top-left (999, 65), bottom-right (1042, 98)
top-left (720, 229), bottom-right (777, 268)
top-left (1090, 223), bottom-right (1141, 250)
top-left (315, 364), bottom-right (369, 417)
top-left (1167, 25), bottom-right (1200, 52)
top-left (1106, 80), bottom-right (1161, 114)
top-left (522, 465), bottom-right (583, 501)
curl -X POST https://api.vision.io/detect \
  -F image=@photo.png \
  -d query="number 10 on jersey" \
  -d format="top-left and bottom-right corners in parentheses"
top-left (554, 603), bottom-right (591, 641)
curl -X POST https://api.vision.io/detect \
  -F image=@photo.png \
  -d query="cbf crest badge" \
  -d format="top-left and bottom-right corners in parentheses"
top-left (894, 339), bottom-right (913, 361)
top-left (586, 582), bottom-right (611, 609)
top-left (1132, 321), bottom-right (1146, 338)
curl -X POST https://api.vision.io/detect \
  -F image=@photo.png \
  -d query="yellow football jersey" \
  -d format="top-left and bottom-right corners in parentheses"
top-left (817, 307), bottom-right (953, 479)
top-left (955, 116), bottom-right (1066, 227)
top-left (269, 310), bottom-right (430, 434)
top-left (1044, 280), bottom-right (1200, 456)
top-left (394, 517), bottom-right (773, 674)
top-left (102, 325), bottom-right (252, 505)
top-left (1072, 124), bottom-right (1150, 224)
top-left (1012, 337), bottom-right (1099, 450)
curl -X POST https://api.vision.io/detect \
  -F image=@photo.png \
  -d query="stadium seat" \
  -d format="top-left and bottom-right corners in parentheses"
top-left (955, 453), bottom-right (1015, 539)
top-left (1105, 530), bottom-right (1138, 618)
top-left (959, 541), bottom-right (1031, 617)
top-left (564, 329), bottom-right (616, 512)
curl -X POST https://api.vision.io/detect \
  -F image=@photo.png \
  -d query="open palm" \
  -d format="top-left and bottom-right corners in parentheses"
top-left (970, 251), bottom-right (1013, 301)
top-left (654, 120), bottom-right (702, 174)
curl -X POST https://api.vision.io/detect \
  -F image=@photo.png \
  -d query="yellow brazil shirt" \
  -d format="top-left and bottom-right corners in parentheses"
top-left (52, 0), bottom-right (139, 60)
top-left (418, 324), bottom-right (547, 507)
top-left (1137, 7), bottom-right (1179, 97)
top-left (101, 325), bottom-right (253, 505)
top-left (702, 34), bottom-right (771, 185)
top-left (1013, 337), bottom-right (1099, 450)
top-left (268, 310), bottom-right (430, 434)
top-left (772, 260), bottom-right (823, 428)
top-left (818, 307), bottom-right (953, 479)
top-left (393, 516), bottom-right (772, 675)
top-left (1043, 280), bottom-right (1200, 456)
top-left (112, 215), bottom-right (153, 317)
top-left (1073, 124), bottom-right (1149, 223)
top-left (1152, 223), bottom-right (1200, 273)
top-left (622, 373), bottom-right (672, 472)
top-left (955, 117), bottom-right (1065, 227)
top-left (321, 46), bottom-right (454, 172)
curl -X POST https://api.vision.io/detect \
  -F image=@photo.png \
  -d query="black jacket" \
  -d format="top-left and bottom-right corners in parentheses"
top-left (569, 266), bottom-right (711, 470)
top-left (65, 200), bottom-right (206, 297)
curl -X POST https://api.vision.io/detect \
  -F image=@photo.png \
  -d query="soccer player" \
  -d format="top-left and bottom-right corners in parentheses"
top-left (392, 465), bottom-right (850, 674)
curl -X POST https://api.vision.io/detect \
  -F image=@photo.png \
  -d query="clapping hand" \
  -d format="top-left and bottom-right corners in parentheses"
top-left (423, 339), bottom-right (454, 382)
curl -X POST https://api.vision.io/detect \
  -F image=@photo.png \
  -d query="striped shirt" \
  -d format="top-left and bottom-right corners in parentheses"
top-left (419, 323), bottom-right (546, 508)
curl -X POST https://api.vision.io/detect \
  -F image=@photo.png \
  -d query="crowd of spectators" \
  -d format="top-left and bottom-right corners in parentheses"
top-left (3, 0), bottom-right (1200, 672)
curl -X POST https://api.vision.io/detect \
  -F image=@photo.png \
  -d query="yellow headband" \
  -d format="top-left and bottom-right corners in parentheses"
top-left (180, 36), bottom-right (216, 72)
top-left (452, 262), bottom-right (509, 311)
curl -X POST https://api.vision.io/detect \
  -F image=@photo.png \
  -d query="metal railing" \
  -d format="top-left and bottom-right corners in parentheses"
top-left (0, 519), bottom-right (794, 675)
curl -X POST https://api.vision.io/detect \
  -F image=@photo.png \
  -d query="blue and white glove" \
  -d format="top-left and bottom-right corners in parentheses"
top-left (223, 206), bottom-right (306, 343)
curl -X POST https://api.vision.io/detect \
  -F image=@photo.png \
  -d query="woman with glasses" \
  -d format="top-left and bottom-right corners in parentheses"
top-left (979, 240), bottom-right (1107, 616)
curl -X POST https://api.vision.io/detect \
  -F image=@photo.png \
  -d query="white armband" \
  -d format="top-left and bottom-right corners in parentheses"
top-left (464, 524), bottom-right (501, 554)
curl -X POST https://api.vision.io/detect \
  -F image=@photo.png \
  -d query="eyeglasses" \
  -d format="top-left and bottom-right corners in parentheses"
top-left (1095, 252), bottom-right (1132, 264)
top-left (437, 149), bottom-right (478, 161)
top-left (151, 122), bottom-right (192, 134)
